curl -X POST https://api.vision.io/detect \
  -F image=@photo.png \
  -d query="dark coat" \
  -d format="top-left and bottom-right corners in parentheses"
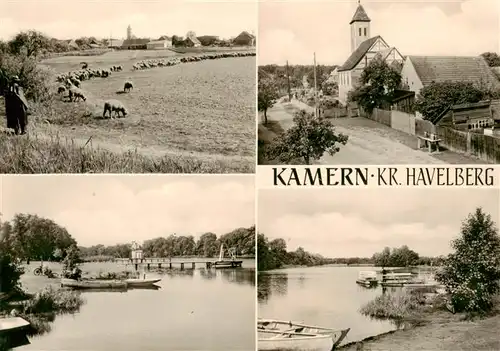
top-left (4, 83), bottom-right (28, 134)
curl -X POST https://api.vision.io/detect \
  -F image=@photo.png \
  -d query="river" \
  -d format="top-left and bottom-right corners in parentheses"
top-left (258, 265), bottom-right (405, 346)
top-left (20, 259), bottom-right (255, 351)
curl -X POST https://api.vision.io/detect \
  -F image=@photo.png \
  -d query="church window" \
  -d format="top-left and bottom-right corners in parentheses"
top-left (364, 28), bottom-right (367, 36)
top-left (359, 28), bottom-right (362, 36)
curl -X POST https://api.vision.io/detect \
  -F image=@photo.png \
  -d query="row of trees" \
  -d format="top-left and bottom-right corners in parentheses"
top-left (257, 234), bottom-right (445, 272)
top-left (141, 226), bottom-right (255, 258)
top-left (78, 226), bottom-right (255, 260)
top-left (371, 245), bottom-right (445, 267)
top-left (257, 233), bottom-right (335, 271)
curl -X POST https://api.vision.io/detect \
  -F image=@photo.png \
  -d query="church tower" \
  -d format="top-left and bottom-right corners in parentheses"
top-left (350, 1), bottom-right (371, 53)
top-left (127, 25), bottom-right (132, 40)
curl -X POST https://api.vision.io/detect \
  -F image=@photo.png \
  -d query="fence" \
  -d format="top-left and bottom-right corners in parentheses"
top-left (391, 110), bottom-right (416, 135)
top-left (362, 107), bottom-right (500, 163)
top-left (435, 126), bottom-right (500, 163)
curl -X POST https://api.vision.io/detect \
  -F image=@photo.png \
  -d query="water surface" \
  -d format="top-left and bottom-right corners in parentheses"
top-left (22, 260), bottom-right (255, 351)
top-left (258, 265), bottom-right (397, 345)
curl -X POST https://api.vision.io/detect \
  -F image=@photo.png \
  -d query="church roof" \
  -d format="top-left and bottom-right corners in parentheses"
top-left (338, 35), bottom-right (384, 72)
top-left (350, 4), bottom-right (371, 24)
top-left (408, 55), bottom-right (500, 90)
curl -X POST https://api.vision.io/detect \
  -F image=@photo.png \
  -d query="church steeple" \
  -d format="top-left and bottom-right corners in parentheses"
top-left (350, 1), bottom-right (371, 53)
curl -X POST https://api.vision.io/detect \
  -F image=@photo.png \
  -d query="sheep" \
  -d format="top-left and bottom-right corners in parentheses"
top-left (68, 86), bottom-right (86, 102)
top-left (57, 85), bottom-right (66, 94)
top-left (70, 77), bottom-right (81, 88)
top-left (103, 100), bottom-right (127, 119)
top-left (123, 81), bottom-right (133, 92)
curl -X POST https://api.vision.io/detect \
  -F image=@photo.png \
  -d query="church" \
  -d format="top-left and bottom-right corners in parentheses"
top-left (337, 2), bottom-right (404, 104)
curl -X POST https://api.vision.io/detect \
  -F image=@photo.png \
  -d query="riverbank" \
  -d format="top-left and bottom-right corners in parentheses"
top-left (340, 296), bottom-right (500, 351)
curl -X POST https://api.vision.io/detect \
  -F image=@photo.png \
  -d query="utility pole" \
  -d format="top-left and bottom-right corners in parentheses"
top-left (313, 52), bottom-right (318, 118)
top-left (286, 60), bottom-right (291, 100)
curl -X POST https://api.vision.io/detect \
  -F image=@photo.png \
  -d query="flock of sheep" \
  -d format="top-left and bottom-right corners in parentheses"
top-left (132, 51), bottom-right (256, 71)
top-left (52, 51), bottom-right (255, 119)
top-left (55, 63), bottom-right (129, 118)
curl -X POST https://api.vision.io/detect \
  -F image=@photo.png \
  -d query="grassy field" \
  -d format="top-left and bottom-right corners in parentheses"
top-left (0, 48), bottom-right (256, 173)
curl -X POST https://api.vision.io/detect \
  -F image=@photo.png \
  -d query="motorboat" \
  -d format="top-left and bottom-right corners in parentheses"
top-left (258, 319), bottom-right (350, 351)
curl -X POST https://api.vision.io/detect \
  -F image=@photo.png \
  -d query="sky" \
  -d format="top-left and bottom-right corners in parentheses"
top-left (259, 0), bottom-right (500, 65)
top-left (258, 188), bottom-right (500, 258)
top-left (0, 175), bottom-right (255, 247)
top-left (0, 0), bottom-right (256, 40)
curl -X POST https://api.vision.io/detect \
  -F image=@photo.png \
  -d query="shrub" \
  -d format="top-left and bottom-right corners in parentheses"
top-left (0, 52), bottom-right (55, 102)
top-left (22, 286), bottom-right (84, 315)
top-left (436, 208), bottom-right (500, 314)
top-left (360, 291), bottom-right (422, 320)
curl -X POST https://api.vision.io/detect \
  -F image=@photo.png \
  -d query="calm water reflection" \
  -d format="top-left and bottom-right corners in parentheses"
top-left (21, 260), bottom-right (255, 351)
top-left (258, 266), bottom-right (397, 345)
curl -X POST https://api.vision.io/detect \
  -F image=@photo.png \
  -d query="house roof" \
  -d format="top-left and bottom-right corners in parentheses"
top-left (391, 89), bottom-right (415, 103)
top-left (432, 100), bottom-right (492, 124)
top-left (408, 56), bottom-right (500, 90)
top-left (350, 4), bottom-right (371, 24)
top-left (235, 31), bottom-right (255, 39)
top-left (108, 39), bottom-right (124, 47)
top-left (186, 35), bottom-right (201, 45)
top-left (338, 35), bottom-right (384, 71)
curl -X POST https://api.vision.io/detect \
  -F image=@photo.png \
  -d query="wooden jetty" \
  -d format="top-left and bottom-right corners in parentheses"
top-left (114, 257), bottom-right (242, 271)
top-left (115, 242), bottom-right (243, 271)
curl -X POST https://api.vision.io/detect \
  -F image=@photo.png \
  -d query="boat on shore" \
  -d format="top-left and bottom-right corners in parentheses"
top-left (0, 317), bottom-right (30, 334)
top-left (61, 278), bottom-right (127, 290)
top-left (124, 278), bottom-right (161, 288)
top-left (213, 244), bottom-right (243, 269)
top-left (258, 319), bottom-right (350, 351)
top-left (355, 271), bottom-right (378, 288)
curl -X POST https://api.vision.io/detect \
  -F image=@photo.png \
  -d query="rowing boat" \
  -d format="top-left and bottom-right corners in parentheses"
top-left (0, 317), bottom-right (30, 334)
top-left (61, 278), bottom-right (127, 289)
top-left (258, 319), bottom-right (350, 351)
top-left (124, 278), bottom-right (161, 288)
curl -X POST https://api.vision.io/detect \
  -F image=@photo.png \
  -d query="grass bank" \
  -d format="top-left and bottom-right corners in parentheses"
top-left (340, 291), bottom-right (500, 351)
top-left (0, 128), bottom-right (252, 173)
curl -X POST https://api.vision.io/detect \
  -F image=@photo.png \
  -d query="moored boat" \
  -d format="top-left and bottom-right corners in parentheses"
top-left (258, 319), bottom-right (350, 351)
top-left (213, 244), bottom-right (243, 269)
top-left (61, 278), bottom-right (127, 289)
top-left (355, 271), bottom-right (378, 288)
top-left (125, 278), bottom-right (162, 288)
top-left (0, 317), bottom-right (30, 334)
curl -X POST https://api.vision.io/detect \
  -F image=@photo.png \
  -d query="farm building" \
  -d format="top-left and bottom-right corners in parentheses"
top-left (147, 39), bottom-right (172, 49)
top-left (122, 38), bottom-right (150, 50)
top-left (432, 100), bottom-right (495, 131)
top-left (337, 3), bottom-right (404, 104)
top-left (233, 31), bottom-right (255, 46)
top-left (401, 56), bottom-right (500, 97)
top-left (184, 36), bottom-right (201, 47)
top-left (108, 39), bottom-right (124, 49)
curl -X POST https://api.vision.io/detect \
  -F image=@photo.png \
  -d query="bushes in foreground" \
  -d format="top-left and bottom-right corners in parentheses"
top-left (360, 291), bottom-right (424, 320)
top-left (22, 286), bottom-right (84, 315)
top-left (0, 131), bottom-right (252, 173)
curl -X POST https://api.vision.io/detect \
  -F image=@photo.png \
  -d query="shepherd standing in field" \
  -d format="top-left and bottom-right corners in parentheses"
top-left (4, 75), bottom-right (29, 135)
